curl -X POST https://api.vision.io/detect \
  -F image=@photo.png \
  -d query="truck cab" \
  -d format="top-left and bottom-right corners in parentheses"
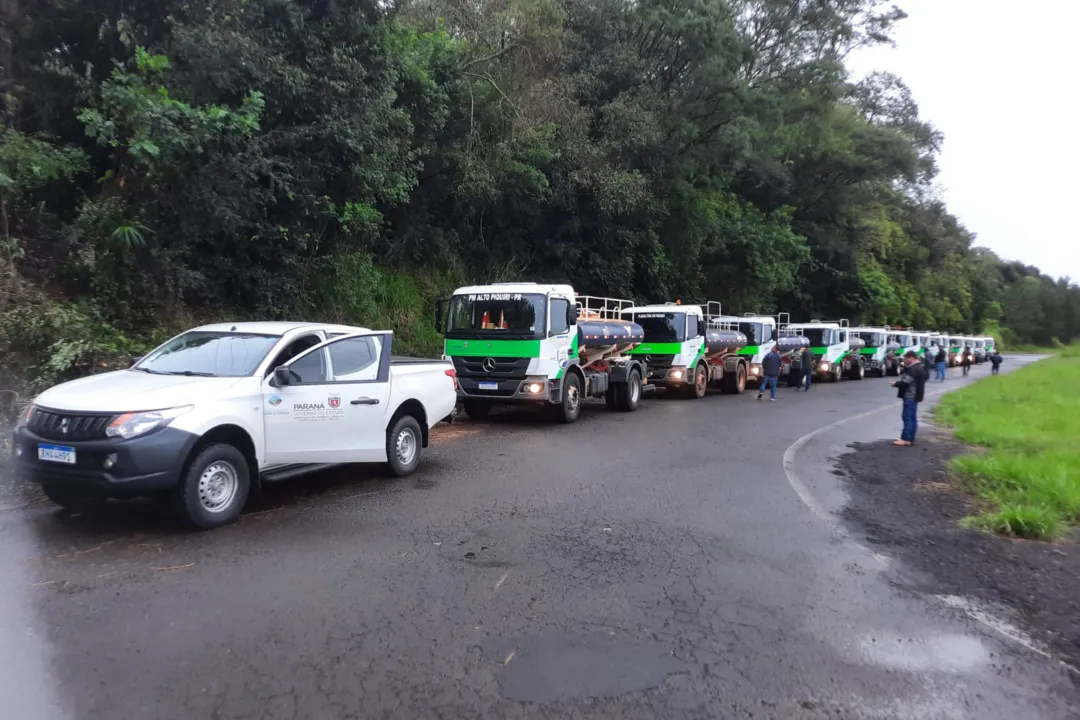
top-left (852, 326), bottom-right (891, 376)
top-left (12, 322), bottom-right (458, 528)
top-left (621, 302), bottom-right (749, 397)
top-left (948, 335), bottom-right (965, 366)
top-left (783, 319), bottom-right (864, 382)
top-left (883, 328), bottom-right (918, 376)
top-left (438, 283), bottom-right (646, 423)
top-left (734, 313), bottom-right (786, 381)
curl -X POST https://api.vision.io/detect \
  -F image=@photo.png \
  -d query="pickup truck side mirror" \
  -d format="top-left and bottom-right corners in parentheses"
top-left (131, 356), bottom-right (144, 366)
top-left (271, 365), bottom-right (291, 387)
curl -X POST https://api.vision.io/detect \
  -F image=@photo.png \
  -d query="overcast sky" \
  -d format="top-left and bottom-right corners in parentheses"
top-left (848, 0), bottom-right (1080, 283)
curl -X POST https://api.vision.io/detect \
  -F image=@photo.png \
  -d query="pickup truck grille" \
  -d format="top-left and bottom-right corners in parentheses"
top-left (451, 356), bottom-right (531, 381)
top-left (27, 408), bottom-right (114, 441)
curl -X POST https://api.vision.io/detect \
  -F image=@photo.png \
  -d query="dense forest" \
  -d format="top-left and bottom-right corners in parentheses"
top-left (2, 0), bottom-right (1079, 397)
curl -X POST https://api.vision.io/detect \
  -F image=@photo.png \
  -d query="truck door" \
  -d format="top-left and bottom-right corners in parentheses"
top-left (263, 332), bottom-right (393, 465)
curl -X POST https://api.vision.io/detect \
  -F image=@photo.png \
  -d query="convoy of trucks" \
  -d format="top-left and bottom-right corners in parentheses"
top-left (11, 276), bottom-right (1000, 529)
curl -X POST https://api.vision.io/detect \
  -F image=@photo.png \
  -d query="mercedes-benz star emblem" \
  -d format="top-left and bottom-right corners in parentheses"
top-left (482, 358), bottom-right (497, 373)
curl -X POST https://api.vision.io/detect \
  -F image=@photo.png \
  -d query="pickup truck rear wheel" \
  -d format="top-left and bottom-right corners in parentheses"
top-left (387, 415), bottom-right (423, 477)
top-left (172, 443), bottom-right (250, 529)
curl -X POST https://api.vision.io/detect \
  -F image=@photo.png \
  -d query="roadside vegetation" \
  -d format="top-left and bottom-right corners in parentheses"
top-left (936, 345), bottom-right (1080, 539)
top-left (2, 0), bottom-right (1079, 420)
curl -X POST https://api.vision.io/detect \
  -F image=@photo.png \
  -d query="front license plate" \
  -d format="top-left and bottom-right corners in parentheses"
top-left (38, 443), bottom-right (76, 464)
top-left (478, 382), bottom-right (499, 391)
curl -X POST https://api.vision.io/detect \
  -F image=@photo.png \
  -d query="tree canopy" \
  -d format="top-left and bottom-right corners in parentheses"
top-left (2, 0), bottom-right (1077, 387)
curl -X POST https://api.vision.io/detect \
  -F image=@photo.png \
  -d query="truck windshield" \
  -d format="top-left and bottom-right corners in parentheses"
top-left (738, 322), bottom-right (765, 345)
top-left (800, 329), bottom-right (835, 346)
top-left (633, 312), bottom-right (685, 342)
top-left (135, 332), bottom-right (279, 377)
top-left (858, 332), bottom-right (885, 347)
top-left (446, 293), bottom-right (546, 339)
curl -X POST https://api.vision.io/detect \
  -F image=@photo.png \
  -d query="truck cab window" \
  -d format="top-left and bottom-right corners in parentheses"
top-left (549, 298), bottom-right (570, 335)
top-left (686, 314), bottom-right (700, 338)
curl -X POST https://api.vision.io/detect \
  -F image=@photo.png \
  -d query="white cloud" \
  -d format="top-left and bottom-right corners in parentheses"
top-left (848, 0), bottom-right (1080, 282)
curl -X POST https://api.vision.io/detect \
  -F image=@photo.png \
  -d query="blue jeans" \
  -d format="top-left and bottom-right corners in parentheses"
top-left (759, 375), bottom-right (778, 398)
top-left (901, 398), bottom-right (918, 442)
top-left (803, 368), bottom-right (813, 390)
top-left (935, 361), bottom-right (946, 381)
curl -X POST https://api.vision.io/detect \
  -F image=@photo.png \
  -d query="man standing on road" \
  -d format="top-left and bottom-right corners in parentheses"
top-left (990, 350), bottom-right (1004, 375)
top-left (961, 348), bottom-right (972, 376)
top-left (934, 346), bottom-right (947, 381)
top-left (799, 345), bottom-right (815, 391)
top-left (892, 350), bottom-right (927, 446)
top-left (757, 344), bottom-right (782, 402)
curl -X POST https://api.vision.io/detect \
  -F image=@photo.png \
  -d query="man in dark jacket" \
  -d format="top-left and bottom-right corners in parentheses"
top-left (990, 351), bottom-right (1004, 375)
top-left (934, 347), bottom-right (947, 381)
top-left (757, 345), bottom-right (783, 401)
top-left (800, 346), bottom-right (815, 391)
top-left (892, 350), bottom-right (927, 446)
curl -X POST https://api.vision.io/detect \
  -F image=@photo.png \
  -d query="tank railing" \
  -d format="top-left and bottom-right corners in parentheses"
top-left (576, 295), bottom-right (635, 320)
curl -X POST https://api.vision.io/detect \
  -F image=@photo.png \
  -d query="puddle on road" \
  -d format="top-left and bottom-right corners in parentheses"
top-left (858, 632), bottom-right (989, 673)
top-left (482, 632), bottom-right (684, 703)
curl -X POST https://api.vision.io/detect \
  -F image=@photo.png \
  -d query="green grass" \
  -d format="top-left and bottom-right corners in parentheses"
top-left (935, 344), bottom-right (1080, 539)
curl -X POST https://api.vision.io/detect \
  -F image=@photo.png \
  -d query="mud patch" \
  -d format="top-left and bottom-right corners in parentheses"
top-left (838, 437), bottom-right (1080, 673)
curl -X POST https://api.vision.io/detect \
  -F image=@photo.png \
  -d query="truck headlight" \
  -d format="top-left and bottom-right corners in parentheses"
top-left (18, 401), bottom-right (36, 428)
top-left (670, 368), bottom-right (684, 380)
top-left (106, 405), bottom-right (192, 439)
top-left (526, 382), bottom-right (544, 395)
top-left (819, 362), bottom-right (830, 371)
top-left (749, 365), bottom-right (760, 376)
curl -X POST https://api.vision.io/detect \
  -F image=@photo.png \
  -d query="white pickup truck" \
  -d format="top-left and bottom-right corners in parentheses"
top-left (12, 322), bottom-right (457, 528)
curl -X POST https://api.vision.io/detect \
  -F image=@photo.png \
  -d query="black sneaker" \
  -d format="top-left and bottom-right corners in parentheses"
top-left (757, 392), bottom-right (763, 400)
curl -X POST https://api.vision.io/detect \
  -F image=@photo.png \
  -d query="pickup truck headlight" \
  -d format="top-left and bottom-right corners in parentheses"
top-left (106, 405), bottom-right (192, 439)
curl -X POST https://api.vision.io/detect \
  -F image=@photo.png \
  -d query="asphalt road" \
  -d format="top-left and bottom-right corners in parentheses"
top-left (1, 357), bottom-right (1076, 719)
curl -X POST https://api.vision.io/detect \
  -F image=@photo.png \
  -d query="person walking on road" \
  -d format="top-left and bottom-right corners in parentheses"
top-left (800, 346), bottom-right (815, 392)
top-left (934, 346), bottom-right (947, 382)
top-left (757, 345), bottom-right (782, 401)
top-left (990, 350), bottom-right (1004, 375)
top-left (892, 350), bottom-right (927, 446)
top-left (961, 348), bottom-right (972, 376)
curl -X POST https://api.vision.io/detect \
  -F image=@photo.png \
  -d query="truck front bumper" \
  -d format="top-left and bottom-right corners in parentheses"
top-left (457, 376), bottom-right (559, 403)
top-left (647, 365), bottom-right (690, 386)
top-left (11, 425), bottom-right (197, 496)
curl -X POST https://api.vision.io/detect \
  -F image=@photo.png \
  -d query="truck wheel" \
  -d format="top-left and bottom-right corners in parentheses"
top-left (689, 363), bottom-right (707, 399)
top-left (171, 443), bottom-right (250, 529)
top-left (554, 372), bottom-right (582, 424)
top-left (386, 415), bottom-right (423, 477)
top-left (830, 365), bottom-right (841, 383)
top-left (616, 369), bottom-right (642, 411)
top-left (849, 360), bottom-right (865, 381)
top-left (42, 485), bottom-right (106, 514)
top-left (462, 400), bottom-right (492, 420)
top-left (722, 364), bottom-right (747, 394)
top-left (604, 388), bottom-right (618, 410)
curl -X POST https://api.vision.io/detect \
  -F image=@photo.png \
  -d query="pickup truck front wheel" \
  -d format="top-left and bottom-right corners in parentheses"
top-left (172, 444), bottom-right (250, 529)
top-left (387, 415), bottom-right (423, 477)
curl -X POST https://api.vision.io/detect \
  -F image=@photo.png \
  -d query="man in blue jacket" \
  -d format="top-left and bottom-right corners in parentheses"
top-left (757, 345), bottom-right (783, 402)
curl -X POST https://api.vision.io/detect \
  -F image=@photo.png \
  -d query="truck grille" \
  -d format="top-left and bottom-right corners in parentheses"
top-left (641, 354), bottom-right (675, 369)
top-left (451, 356), bottom-right (531, 381)
top-left (27, 408), bottom-right (114, 441)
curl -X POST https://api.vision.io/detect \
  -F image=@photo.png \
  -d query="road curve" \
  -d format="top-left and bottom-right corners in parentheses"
top-left (1, 356), bottom-right (1075, 719)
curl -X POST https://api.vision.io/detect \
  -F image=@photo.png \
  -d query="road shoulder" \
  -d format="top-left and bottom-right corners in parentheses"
top-left (837, 431), bottom-right (1080, 674)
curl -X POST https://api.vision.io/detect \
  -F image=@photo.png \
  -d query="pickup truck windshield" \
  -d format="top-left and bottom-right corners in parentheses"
top-left (447, 293), bottom-right (546, 339)
top-left (135, 332), bottom-right (279, 377)
top-left (633, 312), bottom-right (685, 342)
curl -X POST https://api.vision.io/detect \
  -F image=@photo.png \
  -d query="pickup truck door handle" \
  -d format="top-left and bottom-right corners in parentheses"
top-left (350, 398), bottom-right (380, 405)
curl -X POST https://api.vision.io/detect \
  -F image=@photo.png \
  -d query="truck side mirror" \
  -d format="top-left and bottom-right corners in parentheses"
top-left (272, 366), bottom-right (291, 387)
top-left (435, 298), bottom-right (446, 334)
top-left (567, 303), bottom-right (579, 327)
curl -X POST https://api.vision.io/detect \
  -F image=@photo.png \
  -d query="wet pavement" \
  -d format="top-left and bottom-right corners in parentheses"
top-left (1, 357), bottom-right (1076, 719)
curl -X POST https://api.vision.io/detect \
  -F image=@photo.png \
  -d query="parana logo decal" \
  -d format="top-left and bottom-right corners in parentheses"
top-left (268, 395), bottom-right (282, 407)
